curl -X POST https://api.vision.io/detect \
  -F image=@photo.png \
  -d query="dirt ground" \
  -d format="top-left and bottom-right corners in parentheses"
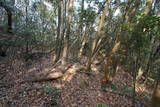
top-left (0, 55), bottom-right (152, 107)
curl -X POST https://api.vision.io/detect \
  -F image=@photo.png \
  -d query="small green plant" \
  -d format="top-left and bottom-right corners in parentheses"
top-left (97, 103), bottom-right (108, 107)
top-left (103, 83), bottom-right (118, 91)
top-left (43, 86), bottom-right (61, 98)
top-left (111, 83), bottom-right (118, 91)
top-left (52, 87), bottom-right (61, 98)
top-left (122, 85), bottom-right (133, 95)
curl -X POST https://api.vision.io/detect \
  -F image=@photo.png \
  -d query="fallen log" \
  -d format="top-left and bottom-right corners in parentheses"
top-left (20, 71), bottom-right (63, 83)
top-left (20, 64), bottom-right (84, 83)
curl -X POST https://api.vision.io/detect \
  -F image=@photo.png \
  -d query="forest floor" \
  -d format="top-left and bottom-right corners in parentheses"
top-left (0, 54), bottom-right (153, 107)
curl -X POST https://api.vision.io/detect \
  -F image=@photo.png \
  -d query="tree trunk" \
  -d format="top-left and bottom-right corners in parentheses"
top-left (0, 1), bottom-right (12, 56)
top-left (0, 1), bottom-right (12, 32)
top-left (79, 0), bottom-right (84, 35)
top-left (137, 36), bottom-right (155, 80)
top-left (135, 0), bottom-right (154, 80)
top-left (25, 3), bottom-right (29, 56)
top-left (78, 0), bottom-right (85, 57)
top-left (101, 0), bottom-right (141, 86)
top-left (86, 0), bottom-right (112, 71)
top-left (61, 0), bottom-right (74, 65)
top-left (78, 39), bottom-right (87, 57)
top-left (54, 0), bottom-right (63, 63)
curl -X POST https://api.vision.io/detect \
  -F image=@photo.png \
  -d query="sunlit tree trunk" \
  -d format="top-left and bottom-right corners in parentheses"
top-left (61, 0), bottom-right (74, 65)
top-left (61, 0), bottom-right (67, 55)
top-left (78, 38), bottom-right (87, 57)
top-left (78, 0), bottom-right (85, 57)
top-left (101, 0), bottom-right (141, 86)
top-left (104, 0), bottom-right (154, 86)
top-left (108, 0), bottom-right (141, 57)
top-left (86, 0), bottom-right (112, 71)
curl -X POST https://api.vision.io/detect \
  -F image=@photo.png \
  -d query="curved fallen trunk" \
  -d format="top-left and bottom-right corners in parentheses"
top-left (20, 71), bottom-right (63, 83)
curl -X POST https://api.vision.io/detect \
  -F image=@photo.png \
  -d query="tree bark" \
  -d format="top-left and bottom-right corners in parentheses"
top-left (78, 0), bottom-right (85, 57)
top-left (61, 0), bottom-right (74, 65)
top-left (86, 0), bottom-right (112, 71)
top-left (0, 1), bottom-right (12, 56)
top-left (0, 1), bottom-right (12, 32)
top-left (101, 0), bottom-right (141, 86)
top-left (135, 0), bottom-right (154, 80)
top-left (54, 0), bottom-right (63, 63)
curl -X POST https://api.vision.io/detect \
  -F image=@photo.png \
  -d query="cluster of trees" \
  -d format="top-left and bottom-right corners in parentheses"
top-left (0, 0), bottom-right (159, 106)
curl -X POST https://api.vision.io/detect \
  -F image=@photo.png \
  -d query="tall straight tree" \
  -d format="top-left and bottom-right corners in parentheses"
top-left (0, 1), bottom-right (13, 57)
top-left (78, 0), bottom-right (85, 57)
top-left (54, 0), bottom-right (63, 63)
top-left (61, 0), bottom-right (74, 65)
top-left (86, 0), bottom-right (112, 71)
top-left (25, 0), bottom-right (29, 55)
top-left (79, 0), bottom-right (84, 35)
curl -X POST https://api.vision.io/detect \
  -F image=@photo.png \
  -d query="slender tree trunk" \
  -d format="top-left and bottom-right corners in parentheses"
top-left (54, 0), bottom-right (63, 63)
top-left (78, 0), bottom-right (85, 57)
top-left (7, 10), bottom-right (12, 32)
top-left (61, 0), bottom-right (74, 65)
top-left (78, 24), bottom-right (91, 57)
top-left (0, 2), bottom-right (12, 56)
top-left (60, 0), bottom-right (67, 54)
top-left (132, 56), bottom-right (138, 107)
top-left (79, 0), bottom-right (84, 35)
top-left (0, 1), bottom-right (13, 32)
top-left (137, 36), bottom-right (155, 80)
top-left (86, 0), bottom-right (112, 71)
top-left (78, 39), bottom-right (87, 57)
top-left (25, 4), bottom-right (29, 56)
top-left (101, 0), bottom-right (141, 86)
top-left (135, 0), bottom-right (154, 80)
